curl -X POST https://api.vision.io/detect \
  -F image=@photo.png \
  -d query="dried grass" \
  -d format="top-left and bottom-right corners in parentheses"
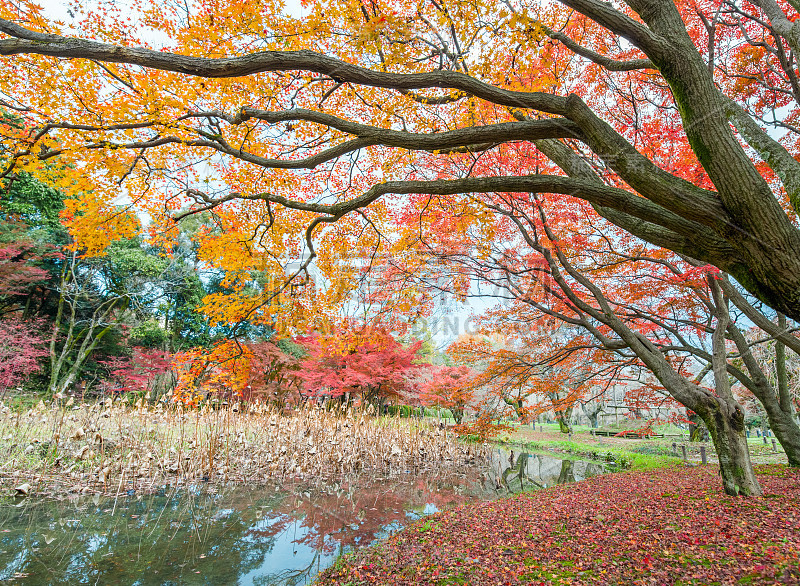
top-left (0, 399), bottom-right (487, 497)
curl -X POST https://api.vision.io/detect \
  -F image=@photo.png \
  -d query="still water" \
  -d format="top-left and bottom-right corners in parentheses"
top-left (0, 450), bottom-right (606, 585)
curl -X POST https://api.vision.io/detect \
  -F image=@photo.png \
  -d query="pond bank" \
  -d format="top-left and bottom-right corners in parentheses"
top-left (316, 464), bottom-right (800, 585)
top-left (504, 436), bottom-right (680, 471)
top-left (509, 425), bottom-right (790, 467)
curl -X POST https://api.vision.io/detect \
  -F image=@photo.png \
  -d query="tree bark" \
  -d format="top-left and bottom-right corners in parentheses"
top-left (764, 405), bottom-right (800, 467)
top-left (703, 278), bottom-right (762, 494)
top-left (701, 395), bottom-right (762, 496)
top-left (581, 401), bottom-right (604, 428)
top-left (776, 313), bottom-right (794, 417)
top-left (723, 309), bottom-right (800, 466)
top-left (688, 412), bottom-right (708, 442)
top-left (556, 405), bottom-right (574, 434)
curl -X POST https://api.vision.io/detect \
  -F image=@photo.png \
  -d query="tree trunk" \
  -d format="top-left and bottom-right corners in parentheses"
top-left (688, 412), bottom-right (708, 442)
top-left (701, 398), bottom-right (761, 496)
top-left (704, 281), bottom-right (762, 495)
top-left (556, 407), bottom-right (573, 434)
top-left (776, 313), bottom-right (790, 413)
top-left (502, 396), bottom-right (526, 421)
top-left (581, 402), bottom-right (603, 428)
top-left (725, 307), bottom-right (800, 466)
top-left (761, 400), bottom-right (800, 467)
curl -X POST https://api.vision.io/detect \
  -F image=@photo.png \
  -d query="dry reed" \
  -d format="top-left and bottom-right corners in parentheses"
top-left (0, 399), bottom-right (487, 498)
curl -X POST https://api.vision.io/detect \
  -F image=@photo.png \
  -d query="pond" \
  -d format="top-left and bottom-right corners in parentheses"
top-left (0, 450), bottom-right (607, 585)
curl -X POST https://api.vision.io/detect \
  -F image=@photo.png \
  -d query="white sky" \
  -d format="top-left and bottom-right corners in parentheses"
top-left (40, 0), bottom-right (307, 22)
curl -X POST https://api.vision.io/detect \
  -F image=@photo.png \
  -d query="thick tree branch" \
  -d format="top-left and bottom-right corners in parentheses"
top-left (724, 97), bottom-right (800, 214)
top-left (717, 275), bottom-right (800, 356)
top-left (234, 108), bottom-right (585, 149)
top-left (0, 19), bottom-right (567, 115)
top-left (562, 94), bottom-right (729, 229)
top-left (532, 136), bottom-right (741, 278)
top-left (751, 0), bottom-right (800, 56)
top-left (545, 27), bottom-right (656, 71)
top-left (253, 174), bottom-right (732, 241)
top-left (556, 0), bottom-right (669, 59)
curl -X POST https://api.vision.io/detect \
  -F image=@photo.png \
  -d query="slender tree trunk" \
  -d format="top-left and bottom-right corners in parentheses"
top-left (725, 305), bottom-right (800, 466)
top-left (48, 260), bottom-right (71, 396)
top-left (776, 314), bottom-right (789, 410)
top-left (582, 402), bottom-right (603, 428)
top-left (502, 396), bottom-right (526, 421)
top-left (22, 289), bottom-right (34, 319)
top-left (514, 399), bottom-right (525, 421)
top-left (776, 313), bottom-right (797, 427)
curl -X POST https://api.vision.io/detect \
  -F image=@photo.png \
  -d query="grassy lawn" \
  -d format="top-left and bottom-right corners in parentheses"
top-left (506, 424), bottom-right (789, 467)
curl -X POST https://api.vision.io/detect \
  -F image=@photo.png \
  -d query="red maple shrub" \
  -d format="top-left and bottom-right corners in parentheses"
top-left (102, 346), bottom-right (173, 397)
top-left (0, 317), bottom-right (47, 392)
top-left (243, 340), bottom-right (302, 405)
top-left (296, 327), bottom-right (422, 406)
top-left (412, 364), bottom-right (476, 424)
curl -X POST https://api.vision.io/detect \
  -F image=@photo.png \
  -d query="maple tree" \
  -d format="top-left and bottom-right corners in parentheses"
top-left (169, 339), bottom-right (304, 406)
top-left (386, 179), bottom-right (800, 493)
top-left (0, 172), bottom-right (66, 317)
top-left (102, 346), bottom-right (173, 398)
top-left (173, 339), bottom-right (252, 406)
top-left (413, 364), bottom-right (476, 424)
top-left (0, 0), bottom-right (798, 325)
top-left (0, 226), bottom-right (49, 310)
top-left (1, 0), bottom-right (800, 500)
top-left (241, 339), bottom-right (303, 404)
top-left (0, 317), bottom-right (46, 392)
top-left (296, 326), bottom-right (422, 407)
top-left (449, 328), bottom-right (625, 433)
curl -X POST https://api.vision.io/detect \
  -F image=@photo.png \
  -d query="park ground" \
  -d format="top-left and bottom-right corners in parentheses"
top-left (507, 422), bottom-right (790, 467)
top-left (316, 426), bottom-right (799, 585)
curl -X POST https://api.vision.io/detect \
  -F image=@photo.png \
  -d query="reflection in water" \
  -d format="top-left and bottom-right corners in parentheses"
top-left (490, 450), bottom-right (607, 494)
top-left (0, 451), bottom-right (605, 585)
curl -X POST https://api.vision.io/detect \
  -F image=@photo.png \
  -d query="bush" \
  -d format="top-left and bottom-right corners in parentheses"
top-left (631, 445), bottom-right (673, 456)
top-left (386, 404), bottom-right (416, 418)
top-left (744, 415), bottom-right (763, 429)
top-left (453, 415), bottom-right (514, 442)
top-left (129, 320), bottom-right (168, 348)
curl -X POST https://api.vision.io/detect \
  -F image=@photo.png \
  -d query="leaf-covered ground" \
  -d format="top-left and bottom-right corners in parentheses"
top-left (317, 465), bottom-right (800, 585)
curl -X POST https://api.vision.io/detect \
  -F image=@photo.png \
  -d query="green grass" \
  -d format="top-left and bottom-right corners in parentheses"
top-left (508, 437), bottom-right (681, 471)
